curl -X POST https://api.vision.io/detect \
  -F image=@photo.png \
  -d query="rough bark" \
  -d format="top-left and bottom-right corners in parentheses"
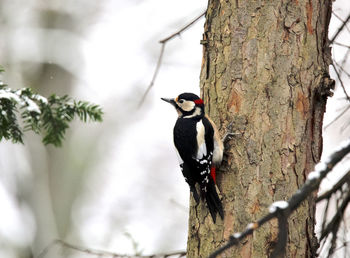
top-left (187, 0), bottom-right (333, 257)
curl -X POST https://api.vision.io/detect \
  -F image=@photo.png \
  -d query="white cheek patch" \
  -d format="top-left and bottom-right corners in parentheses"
top-left (181, 101), bottom-right (195, 112)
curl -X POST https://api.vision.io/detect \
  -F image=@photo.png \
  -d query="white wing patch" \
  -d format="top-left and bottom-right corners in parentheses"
top-left (196, 120), bottom-right (207, 159)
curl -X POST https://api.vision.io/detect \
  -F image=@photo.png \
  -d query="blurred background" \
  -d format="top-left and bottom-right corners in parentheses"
top-left (0, 0), bottom-right (349, 257)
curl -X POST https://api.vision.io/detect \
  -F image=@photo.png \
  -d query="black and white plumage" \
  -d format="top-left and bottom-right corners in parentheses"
top-left (161, 92), bottom-right (224, 223)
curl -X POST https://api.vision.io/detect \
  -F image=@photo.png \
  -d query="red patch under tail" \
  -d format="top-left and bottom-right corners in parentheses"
top-left (210, 166), bottom-right (216, 184)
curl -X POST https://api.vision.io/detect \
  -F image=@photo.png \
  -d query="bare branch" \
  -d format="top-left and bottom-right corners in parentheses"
top-left (324, 104), bottom-right (350, 130)
top-left (270, 210), bottom-right (288, 258)
top-left (36, 239), bottom-right (186, 258)
top-left (333, 41), bottom-right (350, 49)
top-left (159, 12), bottom-right (206, 44)
top-left (323, 52), bottom-right (350, 129)
top-left (320, 198), bottom-right (331, 245)
top-left (334, 240), bottom-right (350, 252)
top-left (138, 11), bottom-right (206, 107)
top-left (209, 139), bottom-right (350, 258)
top-left (318, 180), bottom-right (350, 257)
top-left (330, 13), bottom-right (350, 44)
top-left (336, 47), bottom-right (350, 81)
top-left (324, 14), bottom-right (350, 131)
top-left (316, 170), bottom-right (350, 202)
top-left (332, 11), bottom-right (350, 35)
top-left (320, 191), bottom-right (350, 241)
top-left (334, 59), bottom-right (350, 79)
top-left (331, 63), bottom-right (350, 101)
top-left (138, 43), bottom-right (166, 108)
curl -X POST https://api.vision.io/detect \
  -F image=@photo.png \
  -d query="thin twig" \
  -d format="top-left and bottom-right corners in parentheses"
top-left (158, 12), bottom-right (206, 44)
top-left (317, 229), bottom-right (330, 258)
top-left (320, 198), bottom-right (331, 245)
top-left (324, 104), bottom-right (350, 130)
top-left (332, 11), bottom-right (350, 35)
top-left (326, 189), bottom-right (346, 256)
top-left (330, 13), bottom-right (350, 44)
top-left (270, 210), bottom-right (288, 258)
top-left (138, 11), bottom-right (206, 107)
top-left (322, 47), bottom-right (350, 131)
top-left (138, 43), bottom-right (166, 107)
top-left (317, 170), bottom-right (350, 202)
top-left (337, 47), bottom-right (350, 79)
top-left (334, 241), bottom-right (350, 252)
top-left (334, 59), bottom-right (350, 79)
top-left (209, 139), bottom-right (350, 258)
top-left (333, 41), bottom-right (350, 49)
top-left (320, 191), bottom-right (350, 241)
top-left (37, 239), bottom-right (186, 258)
top-left (331, 63), bottom-right (350, 101)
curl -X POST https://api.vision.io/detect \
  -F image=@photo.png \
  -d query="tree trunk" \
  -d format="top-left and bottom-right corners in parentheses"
top-left (187, 0), bottom-right (333, 257)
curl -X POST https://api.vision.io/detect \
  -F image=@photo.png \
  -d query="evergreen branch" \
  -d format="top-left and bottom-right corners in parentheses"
top-left (0, 84), bottom-right (103, 146)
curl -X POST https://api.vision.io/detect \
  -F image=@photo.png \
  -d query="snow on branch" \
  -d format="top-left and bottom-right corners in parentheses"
top-left (0, 75), bottom-right (103, 146)
top-left (209, 138), bottom-right (350, 258)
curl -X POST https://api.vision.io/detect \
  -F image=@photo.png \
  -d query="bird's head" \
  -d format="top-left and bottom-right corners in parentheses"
top-left (161, 92), bottom-right (204, 118)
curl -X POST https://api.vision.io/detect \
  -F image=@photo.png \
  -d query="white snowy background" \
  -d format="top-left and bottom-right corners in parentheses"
top-left (0, 0), bottom-right (349, 257)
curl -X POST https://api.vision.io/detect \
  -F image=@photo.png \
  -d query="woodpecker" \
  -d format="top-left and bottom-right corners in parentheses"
top-left (161, 92), bottom-right (224, 223)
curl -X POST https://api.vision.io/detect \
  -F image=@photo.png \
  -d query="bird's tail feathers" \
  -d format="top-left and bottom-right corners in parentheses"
top-left (204, 179), bottom-right (224, 223)
top-left (190, 185), bottom-right (200, 204)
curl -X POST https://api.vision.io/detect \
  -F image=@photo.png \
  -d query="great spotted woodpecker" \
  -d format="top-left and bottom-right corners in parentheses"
top-left (161, 92), bottom-right (224, 223)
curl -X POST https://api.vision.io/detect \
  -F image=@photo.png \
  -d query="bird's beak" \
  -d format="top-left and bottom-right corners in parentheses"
top-left (161, 97), bottom-right (176, 106)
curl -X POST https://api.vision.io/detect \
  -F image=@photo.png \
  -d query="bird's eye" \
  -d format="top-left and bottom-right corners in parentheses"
top-left (178, 99), bottom-right (184, 104)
